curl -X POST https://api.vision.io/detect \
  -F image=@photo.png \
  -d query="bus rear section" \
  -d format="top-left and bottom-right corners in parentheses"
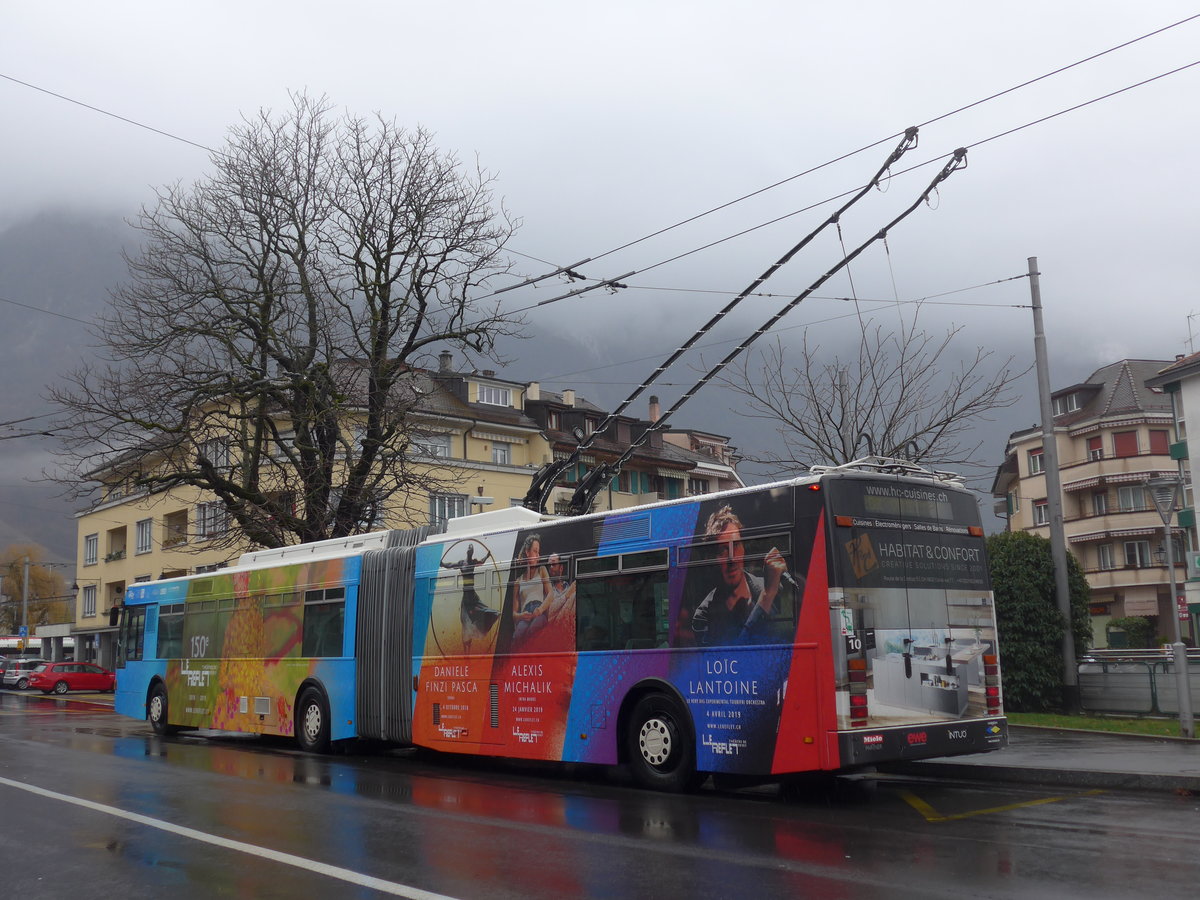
top-left (821, 471), bottom-right (1007, 766)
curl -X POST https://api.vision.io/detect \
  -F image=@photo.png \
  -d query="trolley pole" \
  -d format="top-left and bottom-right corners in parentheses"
top-left (1028, 257), bottom-right (1079, 712)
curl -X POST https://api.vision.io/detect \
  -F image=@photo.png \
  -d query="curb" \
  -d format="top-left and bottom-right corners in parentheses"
top-left (878, 758), bottom-right (1200, 794)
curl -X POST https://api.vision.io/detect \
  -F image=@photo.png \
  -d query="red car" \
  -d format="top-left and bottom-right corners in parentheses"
top-left (28, 662), bottom-right (116, 695)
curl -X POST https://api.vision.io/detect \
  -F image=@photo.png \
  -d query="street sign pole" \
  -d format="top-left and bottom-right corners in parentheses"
top-left (1149, 477), bottom-right (1194, 739)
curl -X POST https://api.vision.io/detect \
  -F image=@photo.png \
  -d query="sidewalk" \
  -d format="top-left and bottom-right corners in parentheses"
top-left (880, 725), bottom-right (1200, 793)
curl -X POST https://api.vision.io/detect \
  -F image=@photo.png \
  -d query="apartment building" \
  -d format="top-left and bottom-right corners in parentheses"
top-left (992, 359), bottom-right (1194, 646)
top-left (69, 356), bottom-right (741, 665)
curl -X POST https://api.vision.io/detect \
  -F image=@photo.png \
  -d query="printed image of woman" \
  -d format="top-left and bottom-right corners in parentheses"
top-left (512, 534), bottom-right (552, 646)
top-left (440, 543), bottom-right (499, 654)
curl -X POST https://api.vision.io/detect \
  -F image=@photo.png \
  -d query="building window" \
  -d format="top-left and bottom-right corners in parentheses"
top-left (1033, 499), bottom-right (1049, 526)
top-left (1149, 430), bottom-right (1170, 455)
top-left (84, 534), bottom-right (98, 567)
top-left (163, 510), bottom-right (188, 547)
top-left (477, 385), bottom-right (511, 407)
top-left (546, 411), bottom-right (560, 429)
top-left (1091, 492), bottom-right (1108, 516)
top-left (1117, 485), bottom-right (1145, 512)
top-left (430, 493), bottom-right (467, 529)
top-left (82, 584), bottom-right (97, 618)
top-left (1007, 492), bottom-right (1019, 514)
top-left (1124, 540), bottom-right (1151, 568)
top-left (688, 477), bottom-right (710, 496)
top-left (1087, 436), bottom-right (1103, 461)
top-left (1028, 448), bottom-right (1044, 475)
top-left (1053, 394), bottom-right (1081, 416)
top-left (196, 502), bottom-right (228, 539)
top-left (414, 433), bottom-right (452, 458)
top-left (492, 443), bottom-right (511, 465)
top-left (198, 438), bottom-right (231, 469)
top-left (616, 470), bottom-right (634, 493)
top-left (1097, 544), bottom-right (1115, 570)
top-left (1113, 431), bottom-right (1139, 458)
top-left (135, 519), bottom-right (153, 555)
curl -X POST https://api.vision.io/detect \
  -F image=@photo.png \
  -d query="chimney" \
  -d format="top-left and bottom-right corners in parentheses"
top-left (649, 395), bottom-right (661, 421)
top-left (526, 381), bottom-right (540, 402)
top-left (563, 389), bottom-right (576, 407)
top-left (438, 350), bottom-right (454, 373)
top-left (482, 369), bottom-right (496, 377)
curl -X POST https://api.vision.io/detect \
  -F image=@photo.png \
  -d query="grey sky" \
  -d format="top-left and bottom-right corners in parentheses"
top-left (2, 2), bottom-right (1199, 551)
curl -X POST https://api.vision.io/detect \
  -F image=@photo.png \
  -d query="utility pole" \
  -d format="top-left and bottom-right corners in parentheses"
top-left (1148, 477), bottom-right (1194, 738)
top-left (1028, 257), bottom-right (1079, 712)
top-left (21, 555), bottom-right (30, 653)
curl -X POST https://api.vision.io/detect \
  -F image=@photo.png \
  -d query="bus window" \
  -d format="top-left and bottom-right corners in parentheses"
top-left (156, 603), bottom-right (184, 659)
top-left (303, 587), bottom-right (345, 657)
top-left (575, 570), bottom-right (669, 652)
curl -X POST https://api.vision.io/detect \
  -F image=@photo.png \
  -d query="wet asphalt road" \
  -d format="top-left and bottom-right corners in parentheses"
top-left (1, 691), bottom-right (1198, 899)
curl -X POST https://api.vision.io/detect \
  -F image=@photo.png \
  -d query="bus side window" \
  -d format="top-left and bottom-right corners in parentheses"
top-left (303, 587), bottom-right (346, 658)
top-left (156, 604), bottom-right (185, 659)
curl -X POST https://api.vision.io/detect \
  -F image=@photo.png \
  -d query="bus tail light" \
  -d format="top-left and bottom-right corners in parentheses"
top-left (983, 655), bottom-right (1002, 713)
top-left (848, 658), bottom-right (869, 724)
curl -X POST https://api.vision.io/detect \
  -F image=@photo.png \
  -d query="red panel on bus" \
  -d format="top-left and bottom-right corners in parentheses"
top-left (771, 516), bottom-right (838, 773)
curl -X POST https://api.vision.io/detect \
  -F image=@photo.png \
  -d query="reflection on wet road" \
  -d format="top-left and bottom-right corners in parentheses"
top-left (1, 693), bottom-right (1198, 899)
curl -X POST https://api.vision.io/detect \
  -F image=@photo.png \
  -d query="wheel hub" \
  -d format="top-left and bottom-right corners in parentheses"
top-left (638, 716), bottom-right (673, 767)
top-left (304, 703), bottom-right (323, 742)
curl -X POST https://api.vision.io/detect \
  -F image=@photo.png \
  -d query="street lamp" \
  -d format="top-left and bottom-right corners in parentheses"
top-left (1147, 476), bottom-right (1194, 739)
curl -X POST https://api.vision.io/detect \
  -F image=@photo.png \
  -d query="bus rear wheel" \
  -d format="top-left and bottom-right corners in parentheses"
top-left (296, 687), bottom-right (331, 754)
top-left (148, 683), bottom-right (177, 735)
top-left (626, 693), bottom-right (698, 793)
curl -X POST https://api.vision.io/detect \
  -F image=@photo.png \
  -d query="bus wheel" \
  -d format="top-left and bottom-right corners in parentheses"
top-left (627, 693), bottom-right (697, 793)
top-left (148, 683), bottom-right (177, 735)
top-left (296, 687), bottom-right (331, 754)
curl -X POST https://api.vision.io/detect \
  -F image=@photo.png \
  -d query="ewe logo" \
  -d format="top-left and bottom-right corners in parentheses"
top-left (906, 731), bottom-right (928, 746)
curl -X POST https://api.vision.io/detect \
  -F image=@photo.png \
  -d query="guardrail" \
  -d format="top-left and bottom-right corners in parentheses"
top-left (1078, 649), bottom-right (1200, 716)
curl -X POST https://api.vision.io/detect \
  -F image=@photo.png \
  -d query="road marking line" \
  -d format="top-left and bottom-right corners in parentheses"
top-left (899, 788), bottom-right (1105, 822)
top-left (0, 774), bottom-right (460, 900)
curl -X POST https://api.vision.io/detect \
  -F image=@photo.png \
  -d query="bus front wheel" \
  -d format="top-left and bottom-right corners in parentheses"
top-left (148, 683), bottom-right (177, 735)
top-left (296, 687), bottom-right (331, 754)
top-left (626, 693), bottom-right (697, 793)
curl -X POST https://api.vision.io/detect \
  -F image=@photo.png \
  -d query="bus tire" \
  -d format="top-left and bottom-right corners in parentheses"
top-left (626, 693), bottom-right (697, 793)
top-left (296, 686), bottom-right (331, 754)
top-left (148, 683), bottom-right (177, 735)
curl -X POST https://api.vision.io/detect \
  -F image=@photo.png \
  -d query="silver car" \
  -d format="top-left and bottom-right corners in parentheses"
top-left (2, 658), bottom-right (47, 690)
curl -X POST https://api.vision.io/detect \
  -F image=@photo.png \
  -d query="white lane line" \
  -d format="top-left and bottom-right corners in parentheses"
top-left (0, 774), bottom-right (460, 900)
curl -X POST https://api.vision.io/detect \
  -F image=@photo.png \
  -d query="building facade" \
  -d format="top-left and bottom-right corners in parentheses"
top-left (992, 359), bottom-right (1195, 647)
top-left (65, 358), bottom-right (741, 665)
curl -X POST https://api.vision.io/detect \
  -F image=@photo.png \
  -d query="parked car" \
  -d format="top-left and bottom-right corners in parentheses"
top-left (27, 662), bottom-right (116, 695)
top-left (2, 658), bottom-right (48, 690)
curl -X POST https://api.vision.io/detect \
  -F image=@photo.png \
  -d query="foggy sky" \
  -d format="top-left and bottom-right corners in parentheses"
top-left (3, 2), bottom-right (1199, 556)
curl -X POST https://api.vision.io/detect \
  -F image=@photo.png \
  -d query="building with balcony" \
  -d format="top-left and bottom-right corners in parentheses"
top-left (992, 359), bottom-right (1194, 646)
top-left (70, 356), bottom-right (742, 665)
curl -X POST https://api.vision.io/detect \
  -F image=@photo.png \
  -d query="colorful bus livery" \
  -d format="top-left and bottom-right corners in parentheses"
top-left (115, 458), bottom-right (1007, 791)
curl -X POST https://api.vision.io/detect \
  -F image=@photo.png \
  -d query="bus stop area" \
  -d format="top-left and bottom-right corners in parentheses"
top-left (882, 725), bottom-right (1200, 794)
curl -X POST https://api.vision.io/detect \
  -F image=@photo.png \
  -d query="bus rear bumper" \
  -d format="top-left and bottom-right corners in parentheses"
top-left (836, 717), bottom-right (1007, 768)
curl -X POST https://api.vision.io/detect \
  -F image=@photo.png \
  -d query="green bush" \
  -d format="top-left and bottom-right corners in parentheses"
top-left (987, 531), bottom-right (1092, 712)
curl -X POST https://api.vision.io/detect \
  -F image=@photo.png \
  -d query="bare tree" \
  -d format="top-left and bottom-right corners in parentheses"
top-left (715, 309), bottom-right (1026, 475)
top-left (51, 93), bottom-right (522, 548)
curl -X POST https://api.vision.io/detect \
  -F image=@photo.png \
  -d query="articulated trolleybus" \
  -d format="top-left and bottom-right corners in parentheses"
top-left (115, 458), bottom-right (1006, 791)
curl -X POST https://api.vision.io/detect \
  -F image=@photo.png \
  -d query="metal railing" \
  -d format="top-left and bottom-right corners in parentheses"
top-left (1078, 649), bottom-right (1200, 716)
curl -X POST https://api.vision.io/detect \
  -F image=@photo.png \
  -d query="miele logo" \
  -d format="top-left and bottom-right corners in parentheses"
top-left (862, 734), bottom-right (884, 746)
top-left (906, 731), bottom-right (928, 746)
